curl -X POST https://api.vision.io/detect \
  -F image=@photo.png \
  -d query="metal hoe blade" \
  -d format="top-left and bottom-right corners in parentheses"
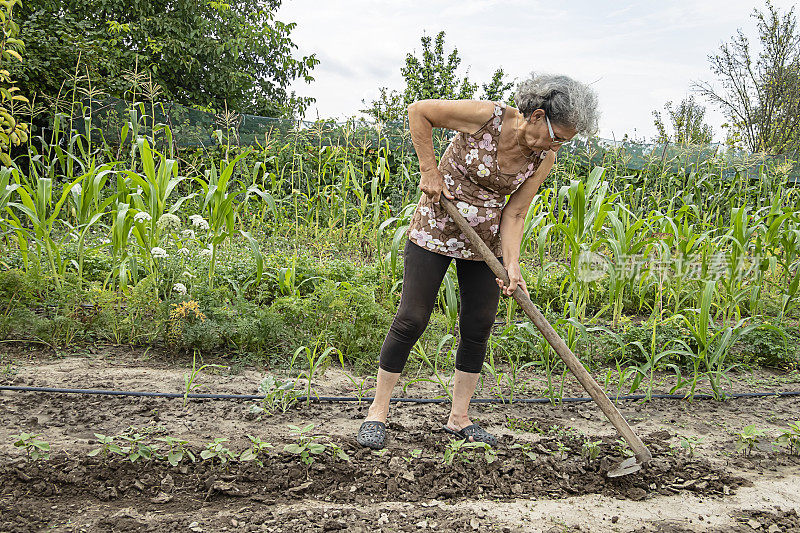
top-left (606, 456), bottom-right (643, 478)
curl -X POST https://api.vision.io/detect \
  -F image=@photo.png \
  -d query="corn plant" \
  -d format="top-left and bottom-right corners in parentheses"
top-left (183, 351), bottom-right (228, 408)
top-left (7, 166), bottom-right (83, 286)
top-left (290, 342), bottom-right (338, 406)
top-left (190, 150), bottom-right (250, 286)
top-left (403, 335), bottom-right (455, 401)
top-left (668, 281), bottom-right (757, 400)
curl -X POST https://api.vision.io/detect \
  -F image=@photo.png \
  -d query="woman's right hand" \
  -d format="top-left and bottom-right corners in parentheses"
top-left (419, 168), bottom-right (454, 203)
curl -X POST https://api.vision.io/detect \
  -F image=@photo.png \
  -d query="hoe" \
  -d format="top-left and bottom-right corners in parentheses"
top-left (441, 197), bottom-right (652, 477)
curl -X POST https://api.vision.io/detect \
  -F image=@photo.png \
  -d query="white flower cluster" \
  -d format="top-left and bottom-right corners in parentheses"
top-left (173, 283), bottom-right (187, 295)
top-left (189, 214), bottom-right (210, 230)
top-left (157, 213), bottom-right (181, 233)
top-left (181, 229), bottom-right (196, 240)
top-left (151, 247), bottom-right (168, 258)
top-left (199, 246), bottom-right (213, 258)
top-left (134, 212), bottom-right (152, 223)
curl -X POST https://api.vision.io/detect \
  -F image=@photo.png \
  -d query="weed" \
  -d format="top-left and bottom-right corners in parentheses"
top-left (403, 448), bottom-right (423, 463)
top-left (505, 416), bottom-right (543, 434)
top-left (580, 439), bottom-right (602, 463)
top-left (11, 433), bottom-right (50, 461)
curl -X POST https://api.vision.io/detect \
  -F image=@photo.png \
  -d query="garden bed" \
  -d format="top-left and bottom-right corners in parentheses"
top-left (1, 348), bottom-right (799, 532)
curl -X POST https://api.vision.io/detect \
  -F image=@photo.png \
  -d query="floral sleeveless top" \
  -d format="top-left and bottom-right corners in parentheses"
top-left (408, 101), bottom-right (546, 260)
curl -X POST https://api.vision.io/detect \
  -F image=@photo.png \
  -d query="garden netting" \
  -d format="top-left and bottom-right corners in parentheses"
top-left (89, 96), bottom-right (800, 182)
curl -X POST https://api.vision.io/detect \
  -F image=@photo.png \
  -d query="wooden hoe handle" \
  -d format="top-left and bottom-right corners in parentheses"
top-left (439, 198), bottom-right (651, 464)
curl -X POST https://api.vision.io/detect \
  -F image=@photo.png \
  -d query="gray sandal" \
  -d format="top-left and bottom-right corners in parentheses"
top-left (443, 423), bottom-right (497, 447)
top-left (357, 421), bottom-right (386, 449)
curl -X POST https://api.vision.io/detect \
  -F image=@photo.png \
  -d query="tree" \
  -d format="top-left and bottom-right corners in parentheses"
top-left (652, 97), bottom-right (714, 145)
top-left (481, 67), bottom-right (515, 103)
top-left (694, 1), bottom-right (800, 154)
top-left (14, 0), bottom-right (318, 118)
top-left (360, 31), bottom-right (513, 122)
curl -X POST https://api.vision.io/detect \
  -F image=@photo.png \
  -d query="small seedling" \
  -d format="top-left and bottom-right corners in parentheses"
top-left (200, 437), bottom-right (237, 465)
top-left (443, 439), bottom-right (496, 465)
top-left (183, 351), bottom-right (227, 408)
top-left (156, 436), bottom-right (197, 466)
top-left (88, 433), bottom-right (129, 458)
top-left (283, 424), bottom-right (326, 465)
top-left (239, 435), bottom-right (274, 465)
top-left (505, 416), bottom-right (542, 434)
top-left (511, 442), bottom-right (538, 461)
top-left (250, 375), bottom-right (301, 416)
top-left (327, 442), bottom-right (351, 462)
top-left (290, 343), bottom-right (338, 406)
top-left (403, 448), bottom-right (423, 463)
top-left (118, 432), bottom-right (157, 463)
top-left (775, 422), bottom-right (800, 455)
top-left (371, 448), bottom-right (389, 457)
top-left (735, 425), bottom-right (766, 456)
top-left (580, 439), bottom-right (602, 463)
top-left (11, 433), bottom-right (50, 461)
top-left (673, 435), bottom-right (705, 457)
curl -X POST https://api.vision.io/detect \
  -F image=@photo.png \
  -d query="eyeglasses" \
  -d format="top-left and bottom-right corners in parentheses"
top-left (545, 114), bottom-right (571, 146)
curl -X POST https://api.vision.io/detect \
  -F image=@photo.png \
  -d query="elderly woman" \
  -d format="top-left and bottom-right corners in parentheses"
top-left (357, 73), bottom-right (600, 449)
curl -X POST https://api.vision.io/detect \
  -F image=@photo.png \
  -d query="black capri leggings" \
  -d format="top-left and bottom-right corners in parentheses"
top-left (379, 240), bottom-right (502, 374)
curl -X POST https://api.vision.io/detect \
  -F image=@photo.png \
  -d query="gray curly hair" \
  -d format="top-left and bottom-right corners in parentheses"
top-left (514, 73), bottom-right (600, 136)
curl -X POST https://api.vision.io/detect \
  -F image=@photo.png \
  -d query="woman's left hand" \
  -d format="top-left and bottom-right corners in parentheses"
top-left (496, 261), bottom-right (529, 297)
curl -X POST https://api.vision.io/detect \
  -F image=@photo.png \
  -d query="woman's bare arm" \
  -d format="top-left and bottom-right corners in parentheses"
top-left (407, 100), bottom-right (496, 202)
top-left (499, 151), bottom-right (555, 266)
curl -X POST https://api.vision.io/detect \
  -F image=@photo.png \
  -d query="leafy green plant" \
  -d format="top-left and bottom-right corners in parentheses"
top-left (11, 432), bottom-right (50, 461)
top-left (200, 437), bottom-right (237, 465)
top-left (156, 436), bottom-right (197, 466)
top-left (775, 422), bottom-right (800, 455)
top-left (250, 375), bottom-right (300, 416)
top-left (673, 435), bottom-right (705, 457)
top-left (735, 425), bottom-right (766, 456)
top-left (88, 433), bottom-right (129, 458)
top-left (511, 442), bottom-right (539, 461)
top-left (283, 423), bottom-right (327, 466)
top-left (443, 439), bottom-right (497, 465)
top-left (117, 431), bottom-right (157, 463)
top-left (239, 435), bottom-right (274, 465)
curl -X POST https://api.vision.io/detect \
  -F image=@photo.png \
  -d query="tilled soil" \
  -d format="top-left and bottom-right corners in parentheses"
top-left (0, 350), bottom-right (799, 532)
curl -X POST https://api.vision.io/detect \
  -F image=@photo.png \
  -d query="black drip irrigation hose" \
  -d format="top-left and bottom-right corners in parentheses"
top-left (2, 385), bottom-right (800, 404)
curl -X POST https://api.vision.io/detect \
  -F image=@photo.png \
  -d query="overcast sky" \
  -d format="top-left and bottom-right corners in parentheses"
top-left (275, 0), bottom-right (796, 142)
